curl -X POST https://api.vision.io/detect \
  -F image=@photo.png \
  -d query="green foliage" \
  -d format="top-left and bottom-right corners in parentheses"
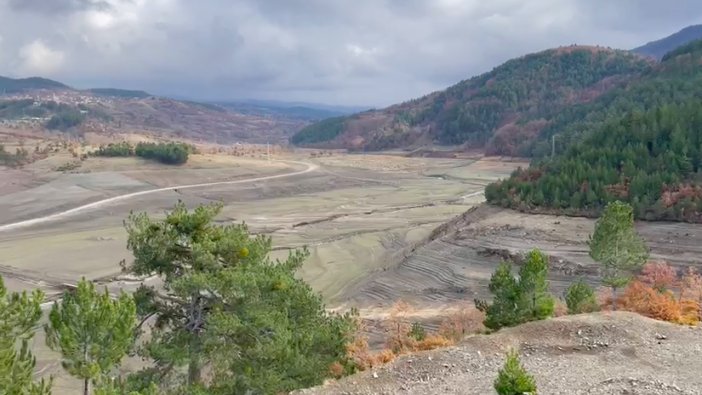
top-left (94, 142), bottom-right (134, 157)
top-left (45, 279), bottom-right (136, 395)
top-left (408, 322), bottom-right (426, 341)
top-left (134, 142), bottom-right (189, 165)
top-left (123, 202), bottom-right (355, 394)
top-left (517, 250), bottom-right (555, 321)
top-left (291, 116), bottom-right (346, 145)
top-left (494, 349), bottom-right (537, 395)
top-left (589, 202), bottom-right (649, 303)
top-left (93, 141), bottom-right (189, 164)
top-left (480, 249), bottom-right (554, 330)
top-left (46, 110), bottom-right (85, 130)
top-left (487, 40), bottom-right (702, 222)
top-left (0, 275), bottom-right (52, 395)
top-left (565, 280), bottom-right (599, 314)
top-left (487, 100), bottom-right (702, 221)
top-left (93, 377), bottom-right (158, 395)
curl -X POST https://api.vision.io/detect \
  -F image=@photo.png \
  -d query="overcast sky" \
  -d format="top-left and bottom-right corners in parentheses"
top-left (1, 0), bottom-right (701, 106)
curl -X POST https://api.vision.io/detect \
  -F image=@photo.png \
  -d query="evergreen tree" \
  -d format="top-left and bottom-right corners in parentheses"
top-left (123, 202), bottom-right (355, 394)
top-left (565, 280), bottom-right (599, 314)
top-left (45, 279), bottom-right (136, 395)
top-left (481, 262), bottom-right (520, 330)
top-left (517, 249), bottom-right (555, 320)
top-left (589, 201), bottom-right (648, 309)
top-left (494, 349), bottom-right (537, 395)
top-left (0, 276), bottom-right (52, 395)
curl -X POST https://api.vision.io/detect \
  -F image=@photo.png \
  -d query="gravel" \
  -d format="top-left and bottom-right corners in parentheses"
top-left (297, 312), bottom-right (702, 395)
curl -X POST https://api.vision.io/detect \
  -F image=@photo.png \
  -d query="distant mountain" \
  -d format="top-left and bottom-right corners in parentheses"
top-left (87, 88), bottom-right (151, 99)
top-left (291, 46), bottom-right (651, 155)
top-left (0, 76), bottom-right (70, 94)
top-left (0, 75), bottom-right (310, 143)
top-left (210, 99), bottom-right (367, 122)
top-left (632, 25), bottom-right (702, 59)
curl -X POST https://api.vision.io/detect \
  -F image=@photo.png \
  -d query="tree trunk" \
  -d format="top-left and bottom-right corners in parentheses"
top-left (611, 287), bottom-right (617, 311)
top-left (84, 377), bottom-right (90, 395)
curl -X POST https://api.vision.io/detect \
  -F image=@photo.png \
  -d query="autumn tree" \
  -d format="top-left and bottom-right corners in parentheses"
top-left (494, 349), bottom-right (537, 395)
top-left (565, 280), bottom-right (599, 314)
top-left (589, 201), bottom-right (648, 309)
top-left (123, 202), bottom-right (355, 394)
top-left (45, 279), bottom-right (136, 395)
top-left (639, 261), bottom-right (677, 292)
top-left (0, 276), bottom-right (52, 395)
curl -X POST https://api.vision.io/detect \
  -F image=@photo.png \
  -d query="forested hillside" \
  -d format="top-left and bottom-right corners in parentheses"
top-left (291, 46), bottom-right (651, 154)
top-left (486, 40), bottom-right (702, 222)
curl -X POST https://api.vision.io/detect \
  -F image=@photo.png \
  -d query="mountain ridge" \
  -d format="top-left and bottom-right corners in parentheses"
top-left (291, 45), bottom-right (651, 155)
top-left (632, 24), bottom-right (702, 59)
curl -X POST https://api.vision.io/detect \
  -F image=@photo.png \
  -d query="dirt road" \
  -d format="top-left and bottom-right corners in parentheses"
top-left (0, 160), bottom-right (318, 232)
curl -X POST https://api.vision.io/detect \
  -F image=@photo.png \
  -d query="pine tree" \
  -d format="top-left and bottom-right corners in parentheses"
top-left (565, 280), bottom-right (599, 314)
top-left (494, 349), bottom-right (537, 395)
top-left (517, 249), bottom-right (555, 320)
top-left (123, 202), bottom-right (355, 394)
top-left (589, 201), bottom-right (649, 309)
top-left (45, 279), bottom-right (136, 395)
top-left (481, 262), bottom-right (520, 330)
top-left (0, 276), bottom-right (52, 395)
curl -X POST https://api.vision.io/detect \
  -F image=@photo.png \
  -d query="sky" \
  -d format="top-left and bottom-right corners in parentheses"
top-left (1, 0), bottom-right (701, 107)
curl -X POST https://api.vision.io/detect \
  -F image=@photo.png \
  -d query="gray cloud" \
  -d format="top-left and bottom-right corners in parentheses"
top-left (0, 0), bottom-right (701, 106)
top-left (7, 0), bottom-right (112, 14)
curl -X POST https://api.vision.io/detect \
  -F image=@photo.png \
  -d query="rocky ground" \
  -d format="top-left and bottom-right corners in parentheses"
top-left (299, 312), bottom-right (702, 395)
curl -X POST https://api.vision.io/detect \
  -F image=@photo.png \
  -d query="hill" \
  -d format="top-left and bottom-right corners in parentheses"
top-left (632, 24), bottom-right (702, 59)
top-left (87, 88), bottom-right (151, 98)
top-left (0, 76), bottom-right (69, 93)
top-left (215, 100), bottom-right (362, 121)
top-left (486, 39), bottom-right (702, 222)
top-left (291, 46), bottom-right (651, 155)
top-left (299, 312), bottom-right (702, 395)
top-left (0, 76), bottom-right (309, 144)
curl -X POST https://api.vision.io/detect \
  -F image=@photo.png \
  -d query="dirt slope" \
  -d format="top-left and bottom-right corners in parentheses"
top-left (299, 312), bottom-right (702, 395)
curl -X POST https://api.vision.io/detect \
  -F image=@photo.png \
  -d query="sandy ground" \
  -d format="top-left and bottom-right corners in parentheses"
top-left (0, 152), bottom-right (521, 392)
top-left (349, 204), bottom-right (702, 311)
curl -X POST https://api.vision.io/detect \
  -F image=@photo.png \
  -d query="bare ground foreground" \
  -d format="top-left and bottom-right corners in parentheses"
top-left (298, 312), bottom-right (702, 395)
top-left (4, 148), bottom-right (702, 393)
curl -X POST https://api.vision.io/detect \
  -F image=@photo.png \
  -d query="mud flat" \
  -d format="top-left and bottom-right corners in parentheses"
top-left (348, 204), bottom-right (702, 308)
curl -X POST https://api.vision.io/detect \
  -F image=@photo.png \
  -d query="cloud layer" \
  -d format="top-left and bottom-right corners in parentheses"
top-left (1, 0), bottom-right (701, 105)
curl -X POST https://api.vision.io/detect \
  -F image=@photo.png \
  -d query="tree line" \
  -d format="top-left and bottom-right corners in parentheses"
top-left (486, 100), bottom-right (702, 222)
top-left (93, 141), bottom-right (191, 165)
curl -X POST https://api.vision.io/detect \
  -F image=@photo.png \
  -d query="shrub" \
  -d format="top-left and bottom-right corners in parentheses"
top-left (408, 322), bottom-right (426, 341)
top-left (415, 335), bottom-right (454, 351)
top-left (565, 280), bottom-right (599, 314)
top-left (639, 261), bottom-right (677, 292)
top-left (494, 349), bottom-right (537, 395)
top-left (478, 249), bottom-right (554, 330)
top-left (618, 280), bottom-right (700, 325)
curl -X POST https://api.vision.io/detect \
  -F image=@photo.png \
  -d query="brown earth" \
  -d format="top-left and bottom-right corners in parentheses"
top-left (299, 312), bottom-right (702, 395)
top-left (342, 204), bottom-right (702, 309)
